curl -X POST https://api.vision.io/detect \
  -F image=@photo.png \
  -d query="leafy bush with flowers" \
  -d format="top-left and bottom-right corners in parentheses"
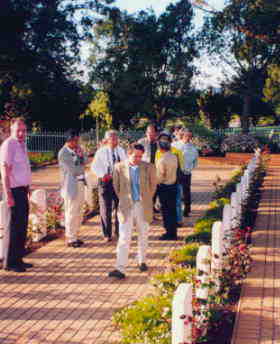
top-left (45, 192), bottom-right (64, 230)
top-left (28, 152), bottom-right (56, 169)
top-left (221, 134), bottom-right (259, 153)
top-left (150, 267), bottom-right (195, 296)
top-left (190, 124), bottom-right (222, 157)
top-left (169, 243), bottom-right (200, 267)
top-left (113, 294), bottom-right (172, 344)
top-left (113, 155), bottom-right (266, 344)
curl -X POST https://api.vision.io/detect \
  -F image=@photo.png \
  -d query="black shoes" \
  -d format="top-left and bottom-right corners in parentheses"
top-left (5, 265), bottom-right (26, 273)
top-left (20, 261), bottom-right (33, 269)
top-left (67, 240), bottom-right (84, 248)
top-left (108, 269), bottom-right (126, 279)
top-left (4, 260), bottom-right (34, 272)
top-left (139, 263), bottom-right (148, 272)
top-left (159, 234), bottom-right (178, 241)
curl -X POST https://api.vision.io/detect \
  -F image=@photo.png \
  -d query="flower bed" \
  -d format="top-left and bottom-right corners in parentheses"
top-left (112, 154), bottom-right (267, 344)
top-left (28, 152), bottom-right (57, 169)
top-left (26, 188), bottom-right (99, 251)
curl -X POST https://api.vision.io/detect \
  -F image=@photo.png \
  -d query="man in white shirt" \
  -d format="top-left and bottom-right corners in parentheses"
top-left (91, 130), bottom-right (126, 242)
top-left (174, 129), bottom-right (198, 217)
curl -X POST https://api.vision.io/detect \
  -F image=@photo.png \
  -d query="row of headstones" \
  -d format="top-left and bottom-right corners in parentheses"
top-left (0, 171), bottom-right (96, 260)
top-left (172, 152), bottom-right (261, 344)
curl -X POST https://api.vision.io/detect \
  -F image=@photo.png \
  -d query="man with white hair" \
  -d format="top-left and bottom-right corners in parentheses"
top-left (0, 117), bottom-right (32, 272)
top-left (91, 130), bottom-right (126, 241)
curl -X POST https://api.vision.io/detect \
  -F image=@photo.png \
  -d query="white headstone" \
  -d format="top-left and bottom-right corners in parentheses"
top-left (222, 204), bottom-right (232, 247)
top-left (84, 171), bottom-right (98, 208)
top-left (172, 283), bottom-right (193, 344)
top-left (31, 189), bottom-right (47, 211)
top-left (30, 189), bottom-right (47, 240)
top-left (211, 221), bottom-right (224, 292)
top-left (196, 245), bottom-right (211, 336)
top-left (240, 177), bottom-right (247, 202)
top-left (29, 213), bottom-right (45, 242)
top-left (230, 192), bottom-right (240, 228)
top-left (196, 245), bottom-right (211, 300)
top-left (0, 200), bottom-right (10, 261)
top-left (235, 184), bottom-right (242, 216)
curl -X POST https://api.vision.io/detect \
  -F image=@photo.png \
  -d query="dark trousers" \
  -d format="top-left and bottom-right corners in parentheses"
top-left (98, 180), bottom-right (119, 238)
top-left (158, 183), bottom-right (177, 238)
top-left (181, 174), bottom-right (192, 214)
top-left (7, 186), bottom-right (29, 267)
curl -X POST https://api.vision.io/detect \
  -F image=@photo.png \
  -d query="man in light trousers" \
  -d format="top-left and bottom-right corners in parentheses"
top-left (58, 130), bottom-right (86, 248)
top-left (108, 143), bottom-right (157, 279)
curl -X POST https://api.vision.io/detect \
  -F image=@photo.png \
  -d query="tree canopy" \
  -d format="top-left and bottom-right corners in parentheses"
top-left (88, 0), bottom-right (198, 128)
top-left (0, 0), bottom-right (114, 129)
top-left (199, 0), bottom-right (280, 131)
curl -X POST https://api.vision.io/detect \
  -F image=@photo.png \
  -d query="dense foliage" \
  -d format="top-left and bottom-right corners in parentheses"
top-left (89, 0), bottom-right (198, 128)
top-left (0, 0), bottom-right (113, 129)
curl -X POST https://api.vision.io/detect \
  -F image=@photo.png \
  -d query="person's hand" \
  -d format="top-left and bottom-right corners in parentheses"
top-left (7, 192), bottom-right (15, 207)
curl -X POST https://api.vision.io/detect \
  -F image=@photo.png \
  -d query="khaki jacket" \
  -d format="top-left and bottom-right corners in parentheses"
top-left (113, 160), bottom-right (157, 224)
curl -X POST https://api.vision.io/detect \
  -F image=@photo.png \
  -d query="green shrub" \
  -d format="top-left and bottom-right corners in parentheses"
top-left (113, 294), bottom-right (172, 344)
top-left (194, 217), bottom-right (217, 233)
top-left (169, 243), bottom-right (200, 267)
top-left (221, 134), bottom-right (259, 152)
top-left (206, 197), bottom-right (230, 219)
top-left (29, 152), bottom-right (56, 167)
top-left (151, 267), bottom-right (195, 295)
top-left (185, 227), bottom-right (212, 244)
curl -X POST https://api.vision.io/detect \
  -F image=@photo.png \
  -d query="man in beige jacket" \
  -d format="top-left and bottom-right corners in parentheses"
top-left (108, 143), bottom-right (157, 279)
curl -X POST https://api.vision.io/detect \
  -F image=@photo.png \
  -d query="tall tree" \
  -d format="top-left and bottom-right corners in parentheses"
top-left (0, 0), bottom-right (114, 129)
top-left (89, 0), bottom-right (198, 128)
top-left (197, 88), bottom-right (232, 129)
top-left (199, 0), bottom-right (280, 132)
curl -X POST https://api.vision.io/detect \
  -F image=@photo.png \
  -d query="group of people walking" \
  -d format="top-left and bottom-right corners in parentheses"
top-left (0, 119), bottom-right (198, 279)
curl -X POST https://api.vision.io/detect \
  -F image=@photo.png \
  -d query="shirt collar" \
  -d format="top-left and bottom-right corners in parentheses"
top-left (65, 145), bottom-right (76, 155)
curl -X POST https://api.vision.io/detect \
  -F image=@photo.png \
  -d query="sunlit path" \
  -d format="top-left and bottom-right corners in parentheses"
top-left (0, 159), bottom-right (236, 344)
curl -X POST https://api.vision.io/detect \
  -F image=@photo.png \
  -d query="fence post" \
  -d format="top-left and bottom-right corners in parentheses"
top-left (172, 283), bottom-right (193, 344)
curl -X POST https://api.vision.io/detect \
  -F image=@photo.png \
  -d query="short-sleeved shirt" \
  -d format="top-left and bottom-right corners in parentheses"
top-left (0, 137), bottom-right (31, 188)
top-left (155, 152), bottom-right (178, 185)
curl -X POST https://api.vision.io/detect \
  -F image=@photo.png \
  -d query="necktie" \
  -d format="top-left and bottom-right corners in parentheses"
top-left (112, 150), bottom-right (116, 165)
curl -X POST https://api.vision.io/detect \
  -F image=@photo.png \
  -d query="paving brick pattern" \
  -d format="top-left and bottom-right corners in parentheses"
top-left (232, 155), bottom-right (280, 344)
top-left (0, 160), bottom-right (236, 344)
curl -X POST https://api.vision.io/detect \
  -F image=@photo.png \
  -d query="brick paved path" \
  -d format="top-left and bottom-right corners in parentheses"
top-left (0, 160), bottom-right (236, 344)
top-left (232, 155), bottom-right (280, 344)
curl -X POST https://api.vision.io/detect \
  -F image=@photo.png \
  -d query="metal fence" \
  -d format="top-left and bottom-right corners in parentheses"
top-left (217, 127), bottom-right (280, 137)
top-left (26, 129), bottom-right (144, 152)
top-left (27, 132), bottom-right (68, 152)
